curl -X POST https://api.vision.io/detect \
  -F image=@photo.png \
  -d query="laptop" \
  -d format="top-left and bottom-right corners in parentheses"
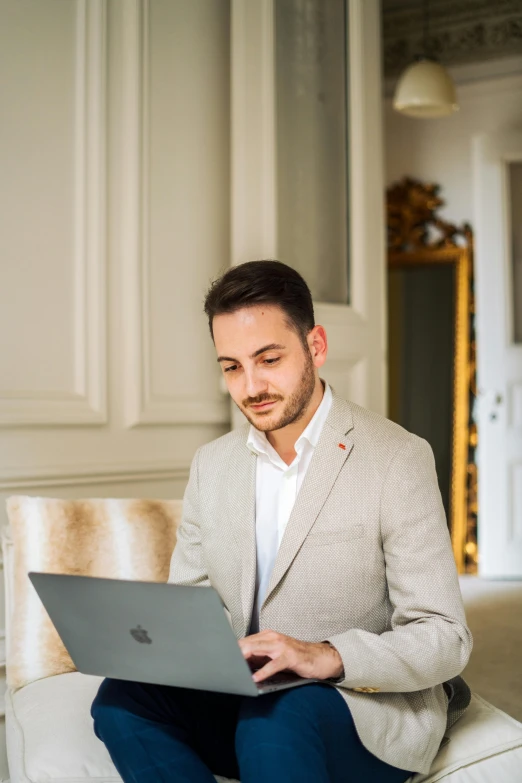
top-left (29, 572), bottom-right (319, 697)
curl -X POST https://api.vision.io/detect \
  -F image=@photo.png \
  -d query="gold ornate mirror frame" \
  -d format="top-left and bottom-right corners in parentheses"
top-left (386, 178), bottom-right (478, 574)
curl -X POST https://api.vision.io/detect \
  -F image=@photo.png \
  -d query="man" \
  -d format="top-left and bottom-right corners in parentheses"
top-left (92, 260), bottom-right (473, 782)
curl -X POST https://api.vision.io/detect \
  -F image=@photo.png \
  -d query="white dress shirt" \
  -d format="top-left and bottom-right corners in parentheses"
top-left (246, 382), bottom-right (333, 633)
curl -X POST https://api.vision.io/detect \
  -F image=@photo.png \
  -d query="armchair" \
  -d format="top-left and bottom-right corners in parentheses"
top-left (3, 496), bottom-right (522, 783)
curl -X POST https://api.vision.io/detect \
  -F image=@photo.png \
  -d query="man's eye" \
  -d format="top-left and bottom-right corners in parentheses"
top-left (224, 365), bottom-right (238, 373)
top-left (264, 358), bottom-right (280, 365)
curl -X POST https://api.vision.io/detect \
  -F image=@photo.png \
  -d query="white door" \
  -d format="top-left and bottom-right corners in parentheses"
top-left (474, 132), bottom-right (522, 578)
top-left (230, 0), bottom-right (386, 424)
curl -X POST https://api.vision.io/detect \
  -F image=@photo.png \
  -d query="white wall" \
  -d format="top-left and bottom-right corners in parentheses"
top-left (384, 65), bottom-right (522, 221)
top-left (0, 1), bottom-right (230, 776)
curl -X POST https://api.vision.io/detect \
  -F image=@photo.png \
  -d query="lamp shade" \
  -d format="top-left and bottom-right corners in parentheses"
top-left (393, 59), bottom-right (458, 118)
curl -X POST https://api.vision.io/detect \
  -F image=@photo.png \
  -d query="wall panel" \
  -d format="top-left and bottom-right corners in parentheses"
top-left (0, 0), bottom-right (107, 425)
top-left (122, 0), bottom-right (231, 427)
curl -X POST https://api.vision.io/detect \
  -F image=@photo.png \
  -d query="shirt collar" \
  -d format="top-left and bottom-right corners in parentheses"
top-left (246, 382), bottom-right (332, 458)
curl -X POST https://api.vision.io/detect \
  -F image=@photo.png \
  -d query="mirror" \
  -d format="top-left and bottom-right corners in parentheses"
top-left (386, 178), bottom-right (478, 574)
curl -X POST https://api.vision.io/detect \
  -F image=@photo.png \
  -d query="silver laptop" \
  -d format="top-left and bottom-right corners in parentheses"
top-left (29, 572), bottom-right (319, 697)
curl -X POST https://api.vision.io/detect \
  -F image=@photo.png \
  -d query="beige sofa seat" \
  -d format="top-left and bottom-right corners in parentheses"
top-left (5, 671), bottom-right (522, 783)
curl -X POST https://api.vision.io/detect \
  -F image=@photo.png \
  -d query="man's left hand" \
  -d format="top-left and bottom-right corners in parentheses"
top-left (238, 630), bottom-right (344, 683)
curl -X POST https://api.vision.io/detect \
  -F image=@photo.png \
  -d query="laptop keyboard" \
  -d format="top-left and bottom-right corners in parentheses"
top-left (253, 670), bottom-right (304, 690)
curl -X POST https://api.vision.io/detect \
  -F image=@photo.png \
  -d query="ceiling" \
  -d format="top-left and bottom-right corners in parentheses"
top-left (381, 0), bottom-right (522, 76)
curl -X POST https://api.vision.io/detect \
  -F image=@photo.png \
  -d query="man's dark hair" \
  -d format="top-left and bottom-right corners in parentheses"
top-left (204, 260), bottom-right (315, 345)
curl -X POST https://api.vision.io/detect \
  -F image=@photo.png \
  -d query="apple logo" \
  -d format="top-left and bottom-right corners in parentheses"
top-left (130, 625), bottom-right (152, 644)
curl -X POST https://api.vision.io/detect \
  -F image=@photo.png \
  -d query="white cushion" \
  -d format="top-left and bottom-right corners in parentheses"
top-left (6, 672), bottom-right (522, 783)
top-left (412, 694), bottom-right (522, 783)
top-left (7, 674), bottom-right (119, 782)
top-left (6, 673), bottom-right (237, 783)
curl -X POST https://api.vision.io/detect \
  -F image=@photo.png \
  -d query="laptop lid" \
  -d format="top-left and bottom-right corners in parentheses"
top-left (29, 572), bottom-right (260, 697)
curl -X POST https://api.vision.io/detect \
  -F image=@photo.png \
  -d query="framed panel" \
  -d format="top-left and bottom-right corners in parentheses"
top-left (0, 0), bottom-right (107, 426)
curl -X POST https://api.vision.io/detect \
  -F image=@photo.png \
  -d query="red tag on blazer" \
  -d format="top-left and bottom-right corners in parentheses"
top-left (338, 443), bottom-right (346, 450)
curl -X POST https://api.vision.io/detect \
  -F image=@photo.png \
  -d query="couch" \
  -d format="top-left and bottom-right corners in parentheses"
top-left (3, 496), bottom-right (522, 783)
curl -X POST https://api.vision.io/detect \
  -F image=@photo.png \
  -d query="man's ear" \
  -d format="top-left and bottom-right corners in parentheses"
top-left (308, 325), bottom-right (327, 368)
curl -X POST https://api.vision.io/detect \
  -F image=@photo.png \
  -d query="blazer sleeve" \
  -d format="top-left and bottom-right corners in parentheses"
top-left (326, 434), bottom-right (473, 692)
top-left (168, 447), bottom-right (211, 588)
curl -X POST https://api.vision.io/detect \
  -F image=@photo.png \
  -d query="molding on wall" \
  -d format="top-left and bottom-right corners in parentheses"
top-left (0, 630), bottom-right (5, 718)
top-left (229, 0), bottom-right (277, 430)
top-left (120, 1), bottom-right (228, 428)
top-left (346, 0), bottom-right (387, 416)
top-left (510, 461), bottom-right (522, 544)
top-left (509, 381), bottom-right (522, 429)
top-left (0, 549), bottom-right (6, 719)
top-left (231, 0), bottom-right (277, 264)
top-left (0, 462), bottom-right (190, 492)
top-left (0, 0), bottom-right (107, 428)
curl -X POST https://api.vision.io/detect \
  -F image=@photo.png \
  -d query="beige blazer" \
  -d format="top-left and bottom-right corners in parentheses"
top-left (169, 392), bottom-right (473, 774)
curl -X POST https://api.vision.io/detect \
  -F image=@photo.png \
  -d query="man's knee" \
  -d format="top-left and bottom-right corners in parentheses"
top-left (90, 678), bottom-right (136, 739)
top-left (237, 683), bottom-right (350, 745)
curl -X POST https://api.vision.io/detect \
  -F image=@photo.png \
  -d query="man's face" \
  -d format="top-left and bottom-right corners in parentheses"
top-left (213, 305), bottom-right (322, 432)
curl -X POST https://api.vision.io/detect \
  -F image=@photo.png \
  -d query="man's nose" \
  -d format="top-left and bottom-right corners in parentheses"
top-left (243, 369), bottom-right (268, 399)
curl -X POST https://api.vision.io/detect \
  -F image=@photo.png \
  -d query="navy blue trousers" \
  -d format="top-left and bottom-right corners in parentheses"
top-left (91, 678), bottom-right (413, 783)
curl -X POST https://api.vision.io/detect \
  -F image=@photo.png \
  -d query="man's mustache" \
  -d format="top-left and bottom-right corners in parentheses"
top-left (243, 393), bottom-right (284, 408)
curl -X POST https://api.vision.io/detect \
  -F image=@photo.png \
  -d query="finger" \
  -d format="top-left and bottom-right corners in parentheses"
top-left (238, 638), bottom-right (266, 656)
top-left (240, 639), bottom-right (280, 658)
top-left (252, 657), bottom-right (287, 683)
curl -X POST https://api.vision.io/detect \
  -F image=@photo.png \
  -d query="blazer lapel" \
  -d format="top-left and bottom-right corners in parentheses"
top-left (262, 395), bottom-right (355, 609)
top-left (226, 439), bottom-right (257, 635)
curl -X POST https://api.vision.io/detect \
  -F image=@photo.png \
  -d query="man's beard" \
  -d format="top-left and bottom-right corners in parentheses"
top-left (239, 350), bottom-right (317, 433)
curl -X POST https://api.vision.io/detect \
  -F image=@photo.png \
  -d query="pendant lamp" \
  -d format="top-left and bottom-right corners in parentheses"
top-left (393, 0), bottom-right (458, 118)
